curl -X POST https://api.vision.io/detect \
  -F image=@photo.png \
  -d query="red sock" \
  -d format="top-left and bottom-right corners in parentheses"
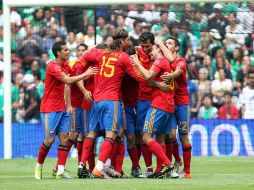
top-left (165, 141), bottom-right (173, 162)
top-left (88, 149), bottom-right (95, 172)
top-left (37, 143), bottom-right (50, 164)
top-left (155, 144), bottom-right (166, 173)
top-left (98, 137), bottom-right (114, 163)
top-left (81, 138), bottom-right (94, 165)
top-left (142, 144), bottom-right (153, 171)
top-left (127, 145), bottom-right (140, 169)
top-left (183, 144), bottom-right (192, 174)
top-left (173, 140), bottom-right (181, 162)
top-left (55, 140), bottom-right (74, 169)
top-left (77, 140), bottom-right (83, 163)
top-left (57, 144), bottom-right (69, 166)
top-left (147, 140), bottom-right (171, 166)
top-left (115, 141), bottom-right (125, 173)
top-left (136, 144), bottom-right (142, 161)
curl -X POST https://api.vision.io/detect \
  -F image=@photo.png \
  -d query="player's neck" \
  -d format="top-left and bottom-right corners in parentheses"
top-left (55, 58), bottom-right (65, 65)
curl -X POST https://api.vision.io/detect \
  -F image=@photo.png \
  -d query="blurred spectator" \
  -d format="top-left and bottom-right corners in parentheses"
top-left (63, 7), bottom-right (84, 34)
top-left (30, 8), bottom-right (44, 34)
top-left (44, 27), bottom-right (59, 53)
top-left (15, 74), bottom-right (40, 123)
top-left (190, 10), bottom-right (207, 44)
top-left (12, 73), bottom-right (24, 122)
top-left (84, 24), bottom-right (103, 46)
top-left (224, 12), bottom-right (246, 54)
top-left (17, 23), bottom-right (44, 59)
top-left (230, 48), bottom-right (243, 81)
top-left (214, 56), bottom-right (232, 80)
top-left (235, 55), bottom-right (251, 90)
top-left (208, 3), bottom-right (229, 39)
top-left (218, 91), bottom-right (239, 119)
top-left (197, 68), bottom-right (212, 97)
top-left (66, 32), bottom-right (78, 61)
top-left (237, 2), bottom-right (254, 34)
top-left (41, 7), bottom-right (58, 36)
top-left (198, 94), bottom-right (218, 119)
top-left (202, 55), bottom-right (215, 80)
top-left (129, 20), bottom-right (142, 46)
top-left (211, 68), bottom-right (233, 107)
top-left (26, 59), bottom-right (46, 81)
top-left (208, 29), bottom-right (223, 57)
top-left (239, 67), bottom-right (254, 119)
top-left (180, 3), bottom-right (195, 28)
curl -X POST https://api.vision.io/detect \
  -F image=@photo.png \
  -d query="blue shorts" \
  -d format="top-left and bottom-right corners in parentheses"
top-left (171, 105), bottom-right (190, 134)
top-left (92, 100), bottom-right (123, 132)
top-left (70, 107), bottom-right (84, 134)
top-left (40, 112), bottom-right (71, 137)
top-left (88, 102), bottom-right (101, 132)
top-left (143, 107), bottom-right (172, 134)
top-left (124, 106), bottom-right (137, 134)
top-left (136, 100), bottom-right (151, 134)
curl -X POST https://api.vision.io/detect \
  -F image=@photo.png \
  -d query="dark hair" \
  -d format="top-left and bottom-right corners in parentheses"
top-left (96, 43), bottom-right (108, 49)
top-left (139, 32), bottom-right (155, 44)
top-left (166, 36), bottom-right (180, 47)
top-left (133, 20), bottom-right (142, 28)
top-left (224, 91), bottom-right (232, 97)
top-left (109, 28), bottom-right (128, 50)
top-left (52, 41), bottom-right (66, 58)
top-left (77, 43), bottom-right (88, 50)
top-left (125, 45), bottom-right (136, 56)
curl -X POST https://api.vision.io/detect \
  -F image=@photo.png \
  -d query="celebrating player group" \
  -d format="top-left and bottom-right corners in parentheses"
top-left (34, 28), bottom-right (192, 180)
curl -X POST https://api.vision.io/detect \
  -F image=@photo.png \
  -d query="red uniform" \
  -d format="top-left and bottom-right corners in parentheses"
top-left (218, 104), bottom-right (239, 119)
top-left (40, 61), bottom-right (71, 112)
top-left (69, 61), bottom-right (85, 108)
top-left (171, 58), bottom-right (190, 105)
top-left (136, 48), bottom-right (153, 101)
top-left (151, 57), bottom-right (174, 113)
top-left (122, 74), bottom-right (139, 107)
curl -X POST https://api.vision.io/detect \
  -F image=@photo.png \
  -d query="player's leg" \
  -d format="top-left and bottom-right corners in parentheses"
top-left (55, 111), bottom-right (73, 179)
top-left (92, 101), bottom-right (121, 179)
top-left (35, 112), bottom-right (58, 179)
top-left (142, 107), bottom-right (174, 179)
top-left (125, 106), bottom-right (142, 177)
top-left (78, 105), bottom-right (98, 178)
top-left (177, 105), bottom-right (192, 178)
top-left (137, 100), bottom-right (153, 175)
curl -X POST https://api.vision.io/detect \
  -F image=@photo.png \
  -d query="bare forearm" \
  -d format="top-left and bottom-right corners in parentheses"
top-left (62, 73), bottom-right (85, 85)
top-left (64, 85), bottom-right (71, 107)
top-left (136, 64), bottom-right (152, 80)
top-left (77, 80), bottom-right (88, 95)
top-left (157, 42), bottom-right (175, 62)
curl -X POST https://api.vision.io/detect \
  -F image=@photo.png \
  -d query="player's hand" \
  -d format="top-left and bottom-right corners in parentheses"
top-left (84, 66), bottom-right (98, 77)
top-left (66, 106), bottom-right (74, 114)
top-left (161, 72), bottom-right (173, 83)
top-left (130, 54), bottom-right (140, 66)
top-left (155, 39), bottom-right (164, 46)
top-left (157, 82), bottom-right (169, 92)
top-left (84, 90), bottom-right (93, 102)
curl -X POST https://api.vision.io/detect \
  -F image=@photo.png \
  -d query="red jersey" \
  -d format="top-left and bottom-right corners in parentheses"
top-left (171, 58), bottom-right (190, 105)
top-left (40, 60), bottom-right (71, 112)
top-left (69, 61), bottom-right (86, 108)
top-left (122, 74), bottom-right (139, 107)
top-left (151, 57), bottom-right (174, 112)
top-left (136, 48), bottom-right (153, 101)
top-left (218, 104), bottom-right (239, 119)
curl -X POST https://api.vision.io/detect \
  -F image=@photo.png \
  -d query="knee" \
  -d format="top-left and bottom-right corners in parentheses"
top-left (87, 131), bottom-right (97, 139)
top-left (69, 132), bottom-right (78, 141)
top-left (44, 137), bottom-right (55, 146)
top-left (142, 133), bottom-right (151, 144)
top-left (180, 134), bottom-right (190, 145)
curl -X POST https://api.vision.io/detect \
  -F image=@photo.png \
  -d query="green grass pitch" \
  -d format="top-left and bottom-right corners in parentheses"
top-left (0, 157), bottom-right (254, 190)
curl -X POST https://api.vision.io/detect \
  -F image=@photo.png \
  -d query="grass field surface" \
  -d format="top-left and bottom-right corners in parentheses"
top-left (0, 157), bottom-right (254, 190)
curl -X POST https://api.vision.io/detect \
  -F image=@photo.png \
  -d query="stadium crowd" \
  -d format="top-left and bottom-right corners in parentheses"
top-left (0, 2), bottom-right (254, 123)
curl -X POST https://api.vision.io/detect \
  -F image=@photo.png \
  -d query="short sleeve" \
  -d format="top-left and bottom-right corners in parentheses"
top-left (47, 63), bottom-right (65, 81)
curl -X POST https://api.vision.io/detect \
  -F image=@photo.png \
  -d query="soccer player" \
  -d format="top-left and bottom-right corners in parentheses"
top-left (130, 44), bottom-right (175, 178)
top-left (122, 46), bottom-right (142, 177)
top-left (156, 37), bottom-right (192, 178)
top-left (135, 32), bottom-right (154, 176)
top-left (90, 28), bottom-right (143, 179)
top-left (52, 44), bottom-right (89, 176)
top-left (34, 41), bottom-right (97, 179)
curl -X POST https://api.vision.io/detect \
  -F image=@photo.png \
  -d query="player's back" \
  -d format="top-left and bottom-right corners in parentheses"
top-left (93, 50), bottom-right (130, 102)
top-left (171, 57), bottom-right (190, 105)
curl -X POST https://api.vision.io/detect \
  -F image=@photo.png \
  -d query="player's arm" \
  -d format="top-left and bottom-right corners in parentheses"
top-left (64, 84), bottom-right (73, 113)
top-left (76, 80), bottom-right (93, 102)
top-left (130, 54), bottom-right (157, 80)
top-left (155, 39), bottom-right (175, 63)
top-left (160, 68), bottom-right (182, 83)
top-left (61, 66), bottom-right (98, 85)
